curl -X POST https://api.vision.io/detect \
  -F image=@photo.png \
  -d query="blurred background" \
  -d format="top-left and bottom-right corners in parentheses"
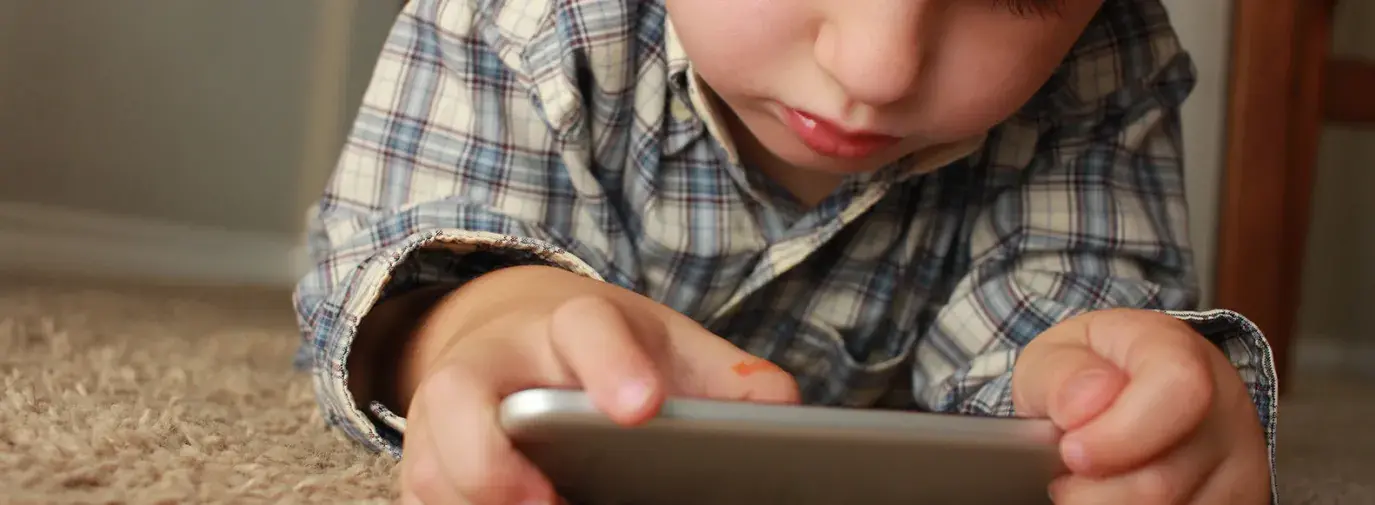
top-left (0, 0), bottom-right (396, 286)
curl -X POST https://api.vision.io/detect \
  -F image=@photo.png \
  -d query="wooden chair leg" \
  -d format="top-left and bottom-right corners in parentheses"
top-left (1218, 0), bottom-right (1332, 394)
top-left (1279, 0), bottom-right (1335, 389)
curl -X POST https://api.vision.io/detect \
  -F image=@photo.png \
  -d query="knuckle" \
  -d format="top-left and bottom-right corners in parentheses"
top-left (1101, 307), bottom-right (1180, 327)
top-left (454, 470), bottom-right (498, 504)
top-left (1167, 355), bottom-right (1215, 405)
top-left (551, 295), bottom-right (615, 328)
top-left (450, 451), bottom-right (535, 505)
top-left (1182, 357), bottom-right (1212, 389)
top-left (415, 369), bottom-right (455, 410)
top-left (457, 471), bottom-right (523, 505)
top-left (418, 364), bottom-right (477, 408)
top-left (1132, 466), bottom-right (1182, 505)
top-left (402, 454), bottom-right (449, 503)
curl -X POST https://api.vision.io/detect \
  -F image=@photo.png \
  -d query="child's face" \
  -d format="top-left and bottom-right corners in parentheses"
top-left (667, 0), bottom-right (1104, 175)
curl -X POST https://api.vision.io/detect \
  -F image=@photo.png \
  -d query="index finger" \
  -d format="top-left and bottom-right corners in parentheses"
top-left (1066, 310), bottom-right (1213, 476)
top-left (547, 295), bottom-right (667, 425)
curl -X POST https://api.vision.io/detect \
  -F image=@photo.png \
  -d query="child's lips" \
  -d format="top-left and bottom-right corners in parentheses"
top-left (782, 108), bottom-right (901, 159)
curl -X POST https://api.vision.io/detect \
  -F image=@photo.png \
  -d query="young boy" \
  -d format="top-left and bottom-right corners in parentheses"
top-left (294, 0), bottom-right (1278, 503)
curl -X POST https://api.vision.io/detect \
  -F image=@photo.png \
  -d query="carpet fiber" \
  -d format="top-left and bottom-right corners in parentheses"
top-left (1, 279), bottom-right (1372, 504)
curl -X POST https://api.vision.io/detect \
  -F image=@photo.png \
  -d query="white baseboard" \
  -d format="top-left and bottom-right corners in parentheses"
top-left (0, 201), bottom-right (310, 288)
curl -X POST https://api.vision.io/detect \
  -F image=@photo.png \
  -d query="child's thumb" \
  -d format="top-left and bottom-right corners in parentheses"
top-left (1012, 340), bottom-right (1126, 431)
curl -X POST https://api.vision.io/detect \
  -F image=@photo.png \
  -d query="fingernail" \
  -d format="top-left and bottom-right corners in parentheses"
top-left (618, 380), bottom-right (653, 410)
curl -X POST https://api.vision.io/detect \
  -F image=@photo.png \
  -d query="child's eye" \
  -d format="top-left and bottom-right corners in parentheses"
top-left (995, 0), bottom-right (1063, 17)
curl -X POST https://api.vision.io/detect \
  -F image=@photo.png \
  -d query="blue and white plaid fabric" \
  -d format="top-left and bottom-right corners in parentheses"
top-left (292, 0), bottom-right (1277, 498)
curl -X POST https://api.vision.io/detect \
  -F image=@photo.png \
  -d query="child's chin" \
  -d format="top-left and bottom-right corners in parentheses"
top-left (776, 147), bottom-right (893, 176)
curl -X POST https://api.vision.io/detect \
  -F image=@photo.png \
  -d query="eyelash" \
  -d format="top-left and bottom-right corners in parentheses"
top-left (995, 0), bottom-right (1063, 17)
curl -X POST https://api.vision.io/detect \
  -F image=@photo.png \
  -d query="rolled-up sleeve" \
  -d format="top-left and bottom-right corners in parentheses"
top-left (291, 0), bottom-right (615, 457)
top-left (912, 43), bottom-right (1279, 503)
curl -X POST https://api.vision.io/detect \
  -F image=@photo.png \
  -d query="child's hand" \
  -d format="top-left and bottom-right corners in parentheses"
top-left (396, 271), bottom-right (799, 505)
top-left (1011, 309), bottom-right (1270, 504)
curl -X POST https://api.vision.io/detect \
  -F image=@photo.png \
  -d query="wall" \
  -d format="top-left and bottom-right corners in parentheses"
top-left (1297, 0), bottom-right (1375, 349)
top-left (0, 2), bottom-right (21, 119)
top-left (0, 1), bottom-right (1230, 290)
top-left (0, 0), bottom-right (399, 286)
top-left (0, 1), bottom-right (317, 234)
top-left (1160, 0), bottom-right (1232, 306)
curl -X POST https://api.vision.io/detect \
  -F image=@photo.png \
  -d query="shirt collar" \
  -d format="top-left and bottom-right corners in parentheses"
top-left (892, 134), bottom-right (988, 182)
top-left (664, 17), bottom-right (742, 165)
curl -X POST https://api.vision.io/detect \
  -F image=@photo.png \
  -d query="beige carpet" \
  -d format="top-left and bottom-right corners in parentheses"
top-left (0, 278), bottom-right (1372, 504)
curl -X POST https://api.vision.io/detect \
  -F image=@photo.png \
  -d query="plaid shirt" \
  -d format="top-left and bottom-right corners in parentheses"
top-left (293, 0), bottom-right (1278, 498)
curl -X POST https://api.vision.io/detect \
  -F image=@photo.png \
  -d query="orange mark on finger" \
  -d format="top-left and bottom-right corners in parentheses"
top-left (732, 360), bottom-right (779, 377)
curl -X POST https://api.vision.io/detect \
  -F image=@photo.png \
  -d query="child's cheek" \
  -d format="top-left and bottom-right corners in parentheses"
top-left (664, 0), bottom-right (811, 85)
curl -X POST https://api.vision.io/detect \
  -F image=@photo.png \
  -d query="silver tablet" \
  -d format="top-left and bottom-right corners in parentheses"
top-left (499, 388), bottom-right (1065, 505)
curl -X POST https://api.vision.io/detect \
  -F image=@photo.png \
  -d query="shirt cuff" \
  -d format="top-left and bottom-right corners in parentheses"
top-left (1165, 309), bottom-right (1280, 505)
top-left (305, 229), bottom-right (602, 457)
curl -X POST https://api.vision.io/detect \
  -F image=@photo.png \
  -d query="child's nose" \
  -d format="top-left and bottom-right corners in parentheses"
top-left (813, 6), bottom-right (928, 107)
